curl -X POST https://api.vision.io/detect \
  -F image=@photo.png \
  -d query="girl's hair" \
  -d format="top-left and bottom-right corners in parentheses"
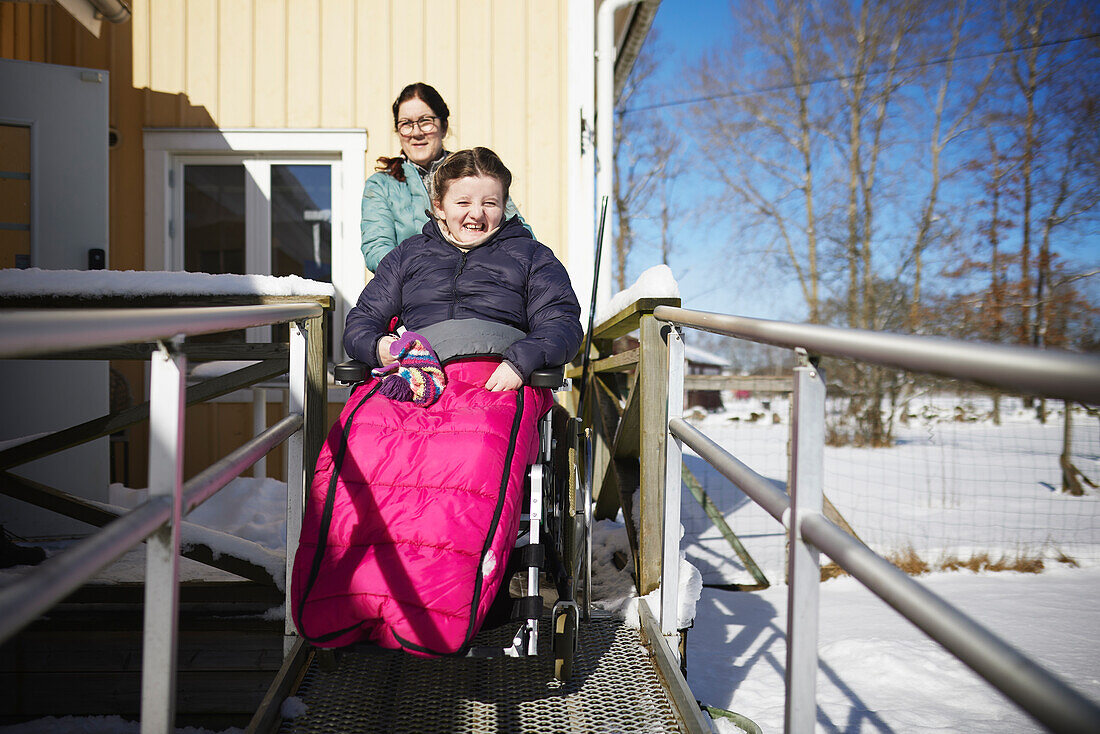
top-left (375, 83), bottom-right (451, 182)
top-left (430, 147), bottom-right (512, 204)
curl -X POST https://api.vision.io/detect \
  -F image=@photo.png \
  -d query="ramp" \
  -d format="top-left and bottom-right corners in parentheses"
top-left (268, 613), bottom-right (703, 733)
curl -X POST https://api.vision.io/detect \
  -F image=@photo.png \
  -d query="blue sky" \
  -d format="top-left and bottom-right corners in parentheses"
top-left (624, 0), bottom-right (813, 322)
top-left (623, 0), bottom-right (1100, 330)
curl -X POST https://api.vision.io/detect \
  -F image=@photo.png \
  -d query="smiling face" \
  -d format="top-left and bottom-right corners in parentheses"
top-left (396, 97), bottom-right (445, 168)
top-left (432, 175), bottom-right (506, 248)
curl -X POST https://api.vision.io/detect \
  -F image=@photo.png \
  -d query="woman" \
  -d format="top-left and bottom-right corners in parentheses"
top-left (360, 83), bottom-right (531, 272)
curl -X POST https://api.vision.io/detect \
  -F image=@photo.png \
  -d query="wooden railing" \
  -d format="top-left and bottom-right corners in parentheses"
top-left (569, 297), bottom-right (680, 596)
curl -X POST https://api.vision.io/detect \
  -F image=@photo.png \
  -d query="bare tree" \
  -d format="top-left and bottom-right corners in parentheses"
top-left (689, 0), bottom-right (828, 322)
top-left (909, 0), bottom-right (997, 331)
top-left (613, 32), bottom-right (681, 291)
top-left (682, 0), bottom-right (1098, 446)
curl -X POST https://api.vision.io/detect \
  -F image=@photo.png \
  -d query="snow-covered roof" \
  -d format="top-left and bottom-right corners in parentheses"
top-left (0, 268), bottom-right (335, 298)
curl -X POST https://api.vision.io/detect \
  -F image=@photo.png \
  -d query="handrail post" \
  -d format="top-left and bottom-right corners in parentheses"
top-left (283, 314), bottom-right (325, 655)
top-left (252, 387), bottom-right (267, 478)
top-left (785, 355), bottom-right (826, 733)
top-left (141, 338), bottom-right (186, 734)
top-left (661, 325), bottom-right (685, 637)
top-left (304, 315), bottom-right (326, 472)
top-left (284, 319), bottom-right (308, 655)
top-left (639, 312), bottom-right (670, 595)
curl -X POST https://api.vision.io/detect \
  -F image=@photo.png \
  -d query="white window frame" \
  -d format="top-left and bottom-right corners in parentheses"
top-left (143, 129), bottom-right (366, 359)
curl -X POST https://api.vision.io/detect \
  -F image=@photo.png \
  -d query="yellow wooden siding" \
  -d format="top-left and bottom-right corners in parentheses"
top-left (320, 0), bottom-right (355, 128)
top-left (185, 0), bottom-right (219, 126)
top-left (0, 2), bottom-right (48, 62)
top-left (253, 0), bottom-right (288, 126)
top-left (218, 0), bottom-right (254, 126)
top-left (115, 0), bottom-right (566, 256)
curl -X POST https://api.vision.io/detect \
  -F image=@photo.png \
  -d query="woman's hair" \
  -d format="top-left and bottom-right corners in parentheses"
top-left (430, 147), bottom-right (512, 204)
top-left (375, 82), bottom-right (451, 182)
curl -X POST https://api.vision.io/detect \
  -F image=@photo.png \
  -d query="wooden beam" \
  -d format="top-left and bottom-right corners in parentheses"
top-left (567, 349), bottom-right (640, 380)
top-left (591, 297), bottom-right (681, 342)
top-left (611, 370), bottom-right (640, 459)
top-left (589, 374), bottom-right (622, 519)
top-left (244, 638), bottom-right (311, 734)
top-left (0, 359), bottom-right (287, 470)
top-left (637, 314), bottom-right (668, 595)
top-left (593, 347), bottom-right (640, 374)
top-left (303, 315), bottom-right (326, 474)
top-left (683, 374), bottom-right (793, 392)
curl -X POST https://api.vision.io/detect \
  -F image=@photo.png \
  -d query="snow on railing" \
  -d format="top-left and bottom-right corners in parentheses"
top-left (651, 305), bottom-right (1100, 734)
top-left (0, 299), bottom-right (326, 734)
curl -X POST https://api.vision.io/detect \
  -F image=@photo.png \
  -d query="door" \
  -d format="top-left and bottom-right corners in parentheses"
top-left (0, 59), bottom-right (110, 537)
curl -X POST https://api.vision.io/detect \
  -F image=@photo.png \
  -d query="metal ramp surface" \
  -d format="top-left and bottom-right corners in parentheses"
top-left (276, 614), bottom-right (690, 733)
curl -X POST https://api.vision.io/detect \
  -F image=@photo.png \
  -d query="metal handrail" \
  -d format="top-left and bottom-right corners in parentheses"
top-left (0, 301), bottom-right (324, 733)
top-left (652, 307), bottom-right (1100, 734)
top-left (654, 306), bottom-right (1100, 404)
top-left (801, 514), bottom-right (1100, 733)
top-left (668, 418), bottom-right (789, 522)
top-left (0, 303), bottom-right (323, 359)
top-left (667, 416), bottom-right (1100, 732)
top-left (0, 409), bottom-right (302, 644)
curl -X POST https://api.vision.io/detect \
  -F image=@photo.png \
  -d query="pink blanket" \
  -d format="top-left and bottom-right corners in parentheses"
top-left (291, 358), bottom-right (552, 655)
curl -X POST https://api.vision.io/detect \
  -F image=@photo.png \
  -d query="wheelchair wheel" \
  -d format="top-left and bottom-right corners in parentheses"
top-left (553, 603), bottom-right (578, 681)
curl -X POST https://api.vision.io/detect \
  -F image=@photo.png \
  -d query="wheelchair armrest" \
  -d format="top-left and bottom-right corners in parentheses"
top-left (529, 365), bottom-right (566, 389)
top-left (334, 360), bottom-right (368, 385)
top-left (336, 359), bottom-right (566, 389)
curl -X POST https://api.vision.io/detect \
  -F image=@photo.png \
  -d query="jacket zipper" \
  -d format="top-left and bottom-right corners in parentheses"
top-left (450, 250), bottom-right (468, 320)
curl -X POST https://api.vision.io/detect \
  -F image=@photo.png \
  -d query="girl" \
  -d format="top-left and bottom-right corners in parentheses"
top-left (293, 148), bottom-right (581, 657)
top-left (345, 146), bottom-right (581, 389)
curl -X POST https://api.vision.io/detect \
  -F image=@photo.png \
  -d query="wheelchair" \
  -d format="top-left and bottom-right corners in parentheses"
top-left (332, 359), bottom-right (593, 681)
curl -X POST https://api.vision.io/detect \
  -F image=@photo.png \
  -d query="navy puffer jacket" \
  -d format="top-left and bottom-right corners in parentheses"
top-left (343, 216), bottom-right (583, 381)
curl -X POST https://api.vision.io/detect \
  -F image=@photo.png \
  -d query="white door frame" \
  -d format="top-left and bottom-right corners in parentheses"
top-left (143, 129), bottom-right (367, 358)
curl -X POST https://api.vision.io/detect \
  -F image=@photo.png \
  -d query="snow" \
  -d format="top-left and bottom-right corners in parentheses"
top-left (685, 343), bottom-right (731, 368)
top-left (278, 698), bottom-right (307, 720)
top-left (3, 396), bottom-right (1099, 733)
top-left (96, 478), bottom-right (288, 590)
top-left (595, 264), bottom-right (680, 326)
top-left (690, 567), bottom-right (1100, 733)
top-left (188, 361), bottom-right (263, 379)
top-left (0, 268), bottom-right (334, 298)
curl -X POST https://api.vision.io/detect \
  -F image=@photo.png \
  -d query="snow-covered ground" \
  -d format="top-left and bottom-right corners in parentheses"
top-left (680, 394), bottom-right (1100, 732)
top-left (2, 394), bottom-right (1098, 733)
top-left (682, 395), bottom-right (1100, 586)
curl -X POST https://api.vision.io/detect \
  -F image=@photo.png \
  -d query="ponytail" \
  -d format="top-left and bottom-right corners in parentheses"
top-left (375, 155), bottom-right (406, 183)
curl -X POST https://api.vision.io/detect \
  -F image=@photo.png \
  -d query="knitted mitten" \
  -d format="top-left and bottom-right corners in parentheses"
top-left (371, 332), bottom-right (446, 406)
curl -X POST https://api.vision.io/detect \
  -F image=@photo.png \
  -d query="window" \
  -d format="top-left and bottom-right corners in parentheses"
top-left (144, 130), bottom-right (366, 361)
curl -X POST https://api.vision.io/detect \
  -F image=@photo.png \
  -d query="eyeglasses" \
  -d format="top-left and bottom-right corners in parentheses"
top-left (397, 116), bottom-right (440, 136)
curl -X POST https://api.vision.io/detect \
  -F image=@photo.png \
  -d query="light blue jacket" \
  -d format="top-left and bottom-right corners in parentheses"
top-left (360, 157), bottom-right (532, 272)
